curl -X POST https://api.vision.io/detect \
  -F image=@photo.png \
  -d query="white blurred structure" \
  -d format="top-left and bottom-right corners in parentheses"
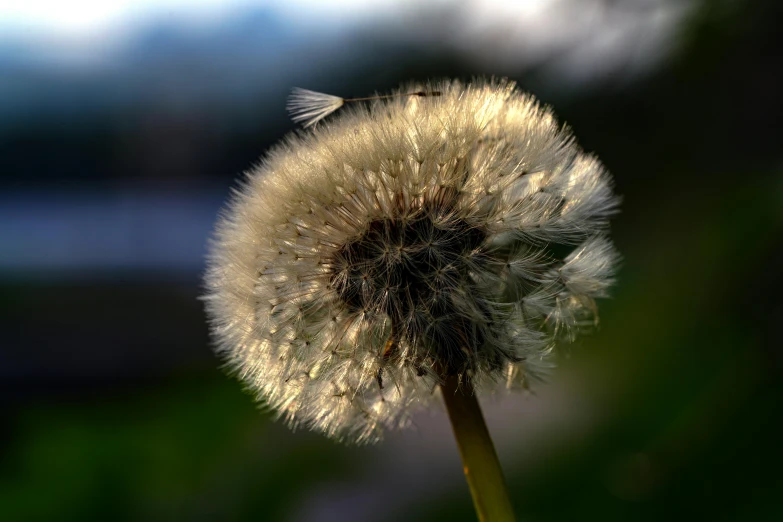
top-left (1, 0), bottom-right (695, 84)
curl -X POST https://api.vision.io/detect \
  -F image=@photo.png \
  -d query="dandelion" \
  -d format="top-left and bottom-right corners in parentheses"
top-left (203, 78), bottom-right (619, 520)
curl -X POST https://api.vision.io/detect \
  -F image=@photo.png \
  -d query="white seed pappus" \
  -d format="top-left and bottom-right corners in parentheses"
top-left (203, 79), bottom-right (620, 443)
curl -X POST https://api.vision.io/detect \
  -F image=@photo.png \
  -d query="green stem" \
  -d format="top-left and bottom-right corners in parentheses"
top-left (441, 375), bottom-right (515, 522)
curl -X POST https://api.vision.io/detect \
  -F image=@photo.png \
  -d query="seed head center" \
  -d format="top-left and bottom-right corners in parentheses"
top-left (331, 208), bottom-right (487, 372)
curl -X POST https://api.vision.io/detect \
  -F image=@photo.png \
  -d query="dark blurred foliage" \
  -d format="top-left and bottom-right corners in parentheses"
top-left (1, 1), bottom-right (782, 521)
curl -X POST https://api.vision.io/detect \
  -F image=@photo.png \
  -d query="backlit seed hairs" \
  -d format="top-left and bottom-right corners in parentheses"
top-left (203, 79), bottom-right (620, 443)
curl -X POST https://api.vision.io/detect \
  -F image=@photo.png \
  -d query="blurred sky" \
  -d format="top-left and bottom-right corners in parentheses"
top-left (0, 0), bottom-right (692, 78)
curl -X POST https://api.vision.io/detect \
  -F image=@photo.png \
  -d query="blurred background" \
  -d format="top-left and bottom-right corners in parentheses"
top-left (1, 0), bottom-right (782, 520)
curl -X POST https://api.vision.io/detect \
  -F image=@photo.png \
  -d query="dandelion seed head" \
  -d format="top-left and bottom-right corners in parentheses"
top-left (204, 79), bottom-right (620, 443)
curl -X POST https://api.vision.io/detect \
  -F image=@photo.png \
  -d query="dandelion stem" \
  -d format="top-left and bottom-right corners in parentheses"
top-left (441, 375), bottom-right (515, 522)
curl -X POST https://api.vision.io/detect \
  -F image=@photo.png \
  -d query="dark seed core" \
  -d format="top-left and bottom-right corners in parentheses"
top-left (330, 207), bottom-right (489, 375)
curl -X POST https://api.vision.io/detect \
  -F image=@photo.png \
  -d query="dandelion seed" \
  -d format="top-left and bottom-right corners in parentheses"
top-left (204, 79), bottom-right (620, 444)
top-left (286, 88), bottom-right (345, 128)
top-left (287, 87), bottom-right (442, 128)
